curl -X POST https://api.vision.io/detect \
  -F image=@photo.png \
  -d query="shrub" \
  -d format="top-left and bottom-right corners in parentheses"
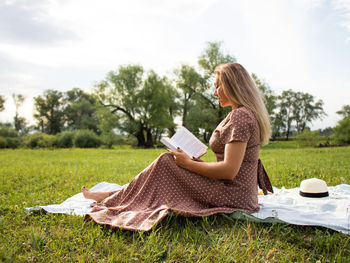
top-left (100, 131), bottom-right (120, 149)
top-left (295, 130), bottom-right (322, 147)
top-left (122, 135), bottom-right (138, 146)
top-left (23, 133), bottom-right (41, 148)
top-left (23, 133), bottom-right (57, 148)
top-left (0, 127), bottom-right (18, 138)
top-left (73, 130), bottom-right (101, 148)
top-left (6, 137), bottom-right (22, 149)
top-left (56, 131), bottom-right (75, 148)
top-left (0, 136), bottom-right (7, 148)
top-left (37, 134), bottom-right (56, 148)
top-left (333, 116), bottom-right (350, 144)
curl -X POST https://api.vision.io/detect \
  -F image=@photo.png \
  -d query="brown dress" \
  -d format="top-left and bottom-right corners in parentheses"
top-left (86, 106), bottom-right (273, 231)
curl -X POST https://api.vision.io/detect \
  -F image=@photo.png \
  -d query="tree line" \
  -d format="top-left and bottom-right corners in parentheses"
top-left (0, 42), bottom-right (349, 148)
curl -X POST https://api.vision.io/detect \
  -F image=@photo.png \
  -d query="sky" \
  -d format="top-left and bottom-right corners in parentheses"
top-left (0, 0), bottom-right (349, 129)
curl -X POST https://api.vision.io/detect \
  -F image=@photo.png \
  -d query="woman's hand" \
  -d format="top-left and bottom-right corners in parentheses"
top-left (168, 148), bottom-right (192, 169)
top-left (192, 156), bottom-right (204, 162)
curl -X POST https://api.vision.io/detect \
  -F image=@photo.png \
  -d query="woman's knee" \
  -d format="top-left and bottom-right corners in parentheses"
top-left (158, 152), bottom-right (173, 160)
top-left (153, 152), bottom-right (175, 168)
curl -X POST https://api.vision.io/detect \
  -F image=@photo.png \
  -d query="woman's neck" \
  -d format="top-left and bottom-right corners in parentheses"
top-left (231, 104), bottom-right (241, 110)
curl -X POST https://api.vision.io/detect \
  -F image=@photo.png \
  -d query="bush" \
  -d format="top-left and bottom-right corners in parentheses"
top-left (6, 137), bottom-right (22, 149)
top-left (37, 134), bottom-right (56, 148)
top-left (73, 130), bottom-right (101, 148)
top-left (0, 136), bottom-right (7, 148)
top-left (0, 127), bottom-right (22, 149)
top-left (0, 127), bottom-right (18, 138)
top-left (100, 131), bottom-right (120, 149)
top-left (333, 116), bottom-right (350, 144)
top-left (122, 134), bottom-right (138, 146)
top-left (56, 131), bottom-right (75, 148)
top-left (296, 130), bottom-right (322, 147)
top-left (23, 133), bottom-right (57, 148)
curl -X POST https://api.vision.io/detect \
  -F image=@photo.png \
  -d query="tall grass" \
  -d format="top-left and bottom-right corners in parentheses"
top-left (0, 142), bottom-right (349, 262)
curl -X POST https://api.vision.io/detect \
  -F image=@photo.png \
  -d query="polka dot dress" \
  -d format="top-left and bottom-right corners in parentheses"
top-left (86, 106), bottom-right (273, 231)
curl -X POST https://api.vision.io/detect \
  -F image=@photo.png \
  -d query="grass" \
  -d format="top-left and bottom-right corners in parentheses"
top-left (0, 142), bottom-right (350, 262)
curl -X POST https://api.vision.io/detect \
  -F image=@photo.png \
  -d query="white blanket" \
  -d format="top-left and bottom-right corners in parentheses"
top-left (25, 182), bottom-right (350, 234)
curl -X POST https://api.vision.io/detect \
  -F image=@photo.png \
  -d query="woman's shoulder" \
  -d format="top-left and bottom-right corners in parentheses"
top-left (229, 106), bottom-right (255, 123)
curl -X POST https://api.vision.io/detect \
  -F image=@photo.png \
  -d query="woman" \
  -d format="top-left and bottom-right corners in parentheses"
top-left (82, 63), bottom-right (273, 231)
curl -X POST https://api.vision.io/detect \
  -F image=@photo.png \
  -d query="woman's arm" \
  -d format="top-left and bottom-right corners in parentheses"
top-left (169, 141), bottom-right (247, 180)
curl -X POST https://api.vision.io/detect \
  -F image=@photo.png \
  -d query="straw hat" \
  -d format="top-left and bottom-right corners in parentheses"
top-left (299, 178), bottom-right (329, 198)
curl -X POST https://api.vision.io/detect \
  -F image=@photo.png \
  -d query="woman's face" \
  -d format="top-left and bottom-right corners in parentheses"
top-left (213, 76), bottom-right (232, 107)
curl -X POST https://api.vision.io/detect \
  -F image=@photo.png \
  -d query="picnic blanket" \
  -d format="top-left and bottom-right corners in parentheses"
top-left (25, 182), bottom-right (350, 234)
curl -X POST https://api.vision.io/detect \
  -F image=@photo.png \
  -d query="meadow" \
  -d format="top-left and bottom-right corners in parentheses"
top-left (0, 142), bottom-right (349, 262)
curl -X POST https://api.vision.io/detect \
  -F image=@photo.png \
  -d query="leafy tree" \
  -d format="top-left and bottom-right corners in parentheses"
top-left (182, 41), bottom-right (236, 142)
top-left (275, 90), bottom-right (326, 140)
top-left (63, 88), bottom-right (99, 133)
top-left (0, 95), bottom-right (5, 112)
top-left (33, 90), bottom-right (65, 135)
top-left (198, 41), bottom-right (236, 77)
top-left (12, 93), bottom-right (27, 134)
top-left (271, 110), bottom-right (286, 139)
top-left (333, 117), bottom-right (350, 144)
top-left (164, 79), bottom-right (181, 136)
top-left (174, 64), bottom-right (203, 127)
top-left (336, 105), bottom-right (350, 118)
top-left (94, 65), bottom-right (178, 148)
top-left (136, 71), bottom-right (178, 146)
top-left (186, 99), bottom-right (218, 142)
top-left (96, 104), bottom-right (121, 148)
top-left (97, 107), bottom-right (119, 134)
top-left (292, 92), bottom-right (326, 133)
top-left (275, 90), bottom-right (295, 140)
top-left (251, 74), bottom-right (277, 116)
top-left (320, 127), bottom-right (333, 137)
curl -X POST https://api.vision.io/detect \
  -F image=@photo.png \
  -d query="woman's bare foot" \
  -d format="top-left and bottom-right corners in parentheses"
top-left (81, 186), bottom-right (109, 203)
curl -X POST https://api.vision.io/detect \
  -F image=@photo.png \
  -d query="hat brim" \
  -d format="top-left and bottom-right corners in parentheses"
top-left (281, 188), bottom-right (331, 201)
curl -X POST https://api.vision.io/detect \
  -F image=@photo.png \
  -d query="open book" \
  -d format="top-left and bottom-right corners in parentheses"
top-left (160, 126), bottom-right (208, 158)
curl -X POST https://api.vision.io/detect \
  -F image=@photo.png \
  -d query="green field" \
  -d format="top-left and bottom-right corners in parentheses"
top-left (1, 142), bottom-right (350, 262)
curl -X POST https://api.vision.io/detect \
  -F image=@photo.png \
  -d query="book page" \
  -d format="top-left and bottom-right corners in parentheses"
top-left (170, 127), bottom-right (207, 158)
top-left (160, 137), bottom-right (177, 152)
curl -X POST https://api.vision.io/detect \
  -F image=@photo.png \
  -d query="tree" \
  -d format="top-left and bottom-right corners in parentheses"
top-left (275, 90), bottom-right (296, 140)
top-left (94, 65), bottom-right (178, 148)
top-left (33, 90), bottom-right (65, 134)
top-left (182, 41), bottom-right (236, 142)
top-left (174, 64), bottom-right (203, 127)
top-left (333, 117), bottom-right (350, 144)
top-left (63, 88), bottom-right (99, 133)
top-left (274, 90), bottom-right (326, 140)
top-left (336, 105), bottom-right (350, 118)
top-left (320, 127), bottom-right (333, 137)
top-left (251, 74), bottom-right (277, 116)
top-left (198, 41), bottom-right (236, 77)
top-left (292, 92), bottom-right (326, 133)
top-left (136, 71), bottom-right (178, 146)
top-left (96, 107), bottom-right (120, 148)
top-left (0, 95), bottom-right (5, 112)
top-left (271, 110), bottom-right (286, 139)
top-left (12, 93), bottom-right (27, 134)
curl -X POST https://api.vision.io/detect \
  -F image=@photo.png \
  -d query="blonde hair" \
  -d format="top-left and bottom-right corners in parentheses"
top-left (214, 63), bottom-right (271, 145)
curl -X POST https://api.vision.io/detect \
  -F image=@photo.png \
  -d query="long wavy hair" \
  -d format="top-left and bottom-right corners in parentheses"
top-left (214, 63), bottom-right (271, 145)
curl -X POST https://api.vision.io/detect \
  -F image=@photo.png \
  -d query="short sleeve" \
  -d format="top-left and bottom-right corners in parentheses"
top-left (220, 109), bottom-right (252, 144)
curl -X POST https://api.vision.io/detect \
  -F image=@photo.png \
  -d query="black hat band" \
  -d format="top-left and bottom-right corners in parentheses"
top-left (299, 191), bottom-right (329, 198)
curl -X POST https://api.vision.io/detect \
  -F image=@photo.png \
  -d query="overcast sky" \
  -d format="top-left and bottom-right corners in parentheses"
top-left (0, 0), bottom-right (349, 129)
